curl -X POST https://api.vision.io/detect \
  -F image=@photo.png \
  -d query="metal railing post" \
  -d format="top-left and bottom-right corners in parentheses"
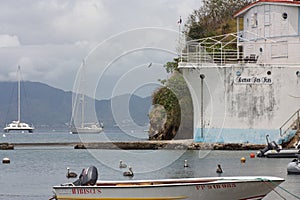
top-left (297, 110), bottom-right (299, 130)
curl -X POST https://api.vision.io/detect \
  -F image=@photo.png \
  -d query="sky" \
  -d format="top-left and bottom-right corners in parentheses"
top-left (0, 0), bottom-right (202, 99)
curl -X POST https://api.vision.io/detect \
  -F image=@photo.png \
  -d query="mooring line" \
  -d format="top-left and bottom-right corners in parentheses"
top-left (259, 178), bottom-right (300, 200)
top-left (276, 185), bottom-right (300, 200)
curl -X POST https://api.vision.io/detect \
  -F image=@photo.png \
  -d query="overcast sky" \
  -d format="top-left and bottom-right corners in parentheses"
top-left (0, 0), bottom-right (201, 99)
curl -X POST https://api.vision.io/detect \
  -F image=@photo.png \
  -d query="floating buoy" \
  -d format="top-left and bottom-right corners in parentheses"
top-left (250, 153), bottom-right (255, 158)
top-left (184, 160), bottom-right (189, 168)
top-left (240, 157), bottom-right (246, 163)
top-left (2, 157), bottom-right (10, 164)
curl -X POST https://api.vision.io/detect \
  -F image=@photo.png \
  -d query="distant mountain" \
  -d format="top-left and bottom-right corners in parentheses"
top-left (0, 81), bottom-right (151, 130)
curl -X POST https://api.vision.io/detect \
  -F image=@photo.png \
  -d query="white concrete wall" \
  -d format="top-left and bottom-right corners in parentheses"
top-left (182, 64), bottom-right (300, 132)
top-left (241, 4), bottom-right (300, 64)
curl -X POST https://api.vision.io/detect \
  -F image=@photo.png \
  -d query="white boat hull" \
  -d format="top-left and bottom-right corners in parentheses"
top-left (4, 121), bottom-right (34, 133)
top-left (264, 149), bottom-right (300, 158)
top-left (287, 161), bottom-right (300, 174)
top-left (71, 127), bottom-right (103, 134)
top-left (53, 176), bottom-right (284, 200)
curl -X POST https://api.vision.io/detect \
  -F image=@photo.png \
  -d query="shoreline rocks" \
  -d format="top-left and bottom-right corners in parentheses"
top-left (9, 141), bottom-right (266, 150)
top-left (74, 141), bottom-right (266, 150)
top-left (0, 143), bottom-right (14, 150)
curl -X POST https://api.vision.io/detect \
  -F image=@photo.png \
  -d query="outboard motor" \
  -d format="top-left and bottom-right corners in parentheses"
top-left (73, 166), bottom-right (98, 186)
top-left (268, 141), bottom-right (280, 151)
top-left (257, 146), bottom-right (269, 157)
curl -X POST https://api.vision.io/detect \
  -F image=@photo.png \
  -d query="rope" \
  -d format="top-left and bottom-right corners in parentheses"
top-left (276, 185), bottom-right (300, 200)
top-left (258, 178), bottom-right (300, 200)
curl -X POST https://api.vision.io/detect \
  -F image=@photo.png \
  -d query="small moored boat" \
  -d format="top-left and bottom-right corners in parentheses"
top-left (257, 135), bottom-right (300, 158)
top-left (287, 158), bottom-right (300, 174)
top-left (51, 166), bottom-right (284, 200)
top-left (263, 149), bottom-right (300, 158)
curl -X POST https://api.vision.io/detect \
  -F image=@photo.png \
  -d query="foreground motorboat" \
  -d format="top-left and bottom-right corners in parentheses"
top-left (51, 166), bottom-right (284, 200)
top-left (287, 159), bottom-right (300, 175)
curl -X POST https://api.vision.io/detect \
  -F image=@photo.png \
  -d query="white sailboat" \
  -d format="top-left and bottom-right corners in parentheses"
top-left (70, 60), bottom-right (103, 134)
top-left (70, 93), bottom-right (103, 134)
top-left (4, 66), bottom-right (34, 133)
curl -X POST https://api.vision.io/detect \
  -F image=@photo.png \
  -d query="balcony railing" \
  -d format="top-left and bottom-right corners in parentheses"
top-left (180, 32), bottom-right (243, 66)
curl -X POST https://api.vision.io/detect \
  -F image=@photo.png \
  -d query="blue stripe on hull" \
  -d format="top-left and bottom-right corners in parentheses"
top-left (194, 128), bottom-right (280, 144)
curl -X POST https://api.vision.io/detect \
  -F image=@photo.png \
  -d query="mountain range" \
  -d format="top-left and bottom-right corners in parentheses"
top-left (0, 81), bottom-right (152, 131)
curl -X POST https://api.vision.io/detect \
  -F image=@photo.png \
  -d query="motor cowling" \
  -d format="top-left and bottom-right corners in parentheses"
top-left (268, 141), bottom-right (280, 151)
top-left (257, 146), bottom-right (269, 157)
top-left (73, 166), bottom-right (98, 186)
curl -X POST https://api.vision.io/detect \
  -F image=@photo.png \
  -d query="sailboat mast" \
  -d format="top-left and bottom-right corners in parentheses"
top-left (81, 93), bottom-right (84, 128)
top-left (81, 59), bottom-right (86, 128)
top-left (18, 65), bottom-right (21, 122)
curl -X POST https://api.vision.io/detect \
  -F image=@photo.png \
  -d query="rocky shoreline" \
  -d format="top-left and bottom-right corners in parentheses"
top-left (0, 140), bottom-right (265, 150)
top-left (73, 140), bottom-right (265, 150)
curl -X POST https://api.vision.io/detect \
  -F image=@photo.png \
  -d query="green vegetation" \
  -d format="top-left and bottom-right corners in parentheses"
top-left (185, 0), bottom-right (251, 40)
top-left (148, 0), bottom-right (251, 140)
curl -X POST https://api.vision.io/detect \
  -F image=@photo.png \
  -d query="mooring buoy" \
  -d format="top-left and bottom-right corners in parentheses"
top-left (240, 157), bottom-right (246, 163)
top-left (2, 157), bottom-right (10, 164)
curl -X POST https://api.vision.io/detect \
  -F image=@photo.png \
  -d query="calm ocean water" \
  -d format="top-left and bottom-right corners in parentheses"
top-left (0, 130), bottom-right (300, 200)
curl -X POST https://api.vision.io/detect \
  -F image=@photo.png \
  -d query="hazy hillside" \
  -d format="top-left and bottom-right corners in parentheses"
top-left (0, 81), bottom-right (151, 130)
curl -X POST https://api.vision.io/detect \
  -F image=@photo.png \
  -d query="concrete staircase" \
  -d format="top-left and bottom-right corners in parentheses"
top-left (278, 109), bottom-right (300, 147)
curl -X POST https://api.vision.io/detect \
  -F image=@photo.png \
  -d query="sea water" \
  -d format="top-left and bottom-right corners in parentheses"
top-left (0, 130), bottom-right (299, 200)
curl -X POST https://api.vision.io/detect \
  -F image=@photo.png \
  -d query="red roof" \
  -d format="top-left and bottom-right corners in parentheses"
top-left (234, 0), bottom-right (300, 18)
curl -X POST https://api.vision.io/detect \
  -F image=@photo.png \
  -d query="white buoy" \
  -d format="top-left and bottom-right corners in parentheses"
top-left (184, 160), bottom-right (189, 167)
top-left (2, 134), bottom-right (6, 137)
top-left (2, 157), bottom-right (10, 164)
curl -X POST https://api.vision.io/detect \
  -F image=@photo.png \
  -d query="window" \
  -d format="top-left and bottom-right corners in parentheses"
top-left (265, 11), bottom-right (270, 26)
top-left (251, 13), bottom-right (258, 28)
top-left (282, 12), bottom-right (288, 20)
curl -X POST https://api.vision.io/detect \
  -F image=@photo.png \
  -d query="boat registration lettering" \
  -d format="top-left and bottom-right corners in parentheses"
top-left (72, 188), bottom-right (102, 195)
top-left (196, 183), bottom-right (236, 191)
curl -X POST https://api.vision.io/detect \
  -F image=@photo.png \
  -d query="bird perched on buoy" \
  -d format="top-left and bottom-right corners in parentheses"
top-left (216, 164), bottom-right (223, 174)
top-left (119, 160), bottom-right (127, 168)
top-left (184, 160), bottom-right (189, 168)
top-left (66, 167), bottom-right (77, 178)
top-left (123, 167), bottom-right (134, 177)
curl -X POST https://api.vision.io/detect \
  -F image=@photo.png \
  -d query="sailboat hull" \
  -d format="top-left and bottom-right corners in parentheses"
top-left (4, 121), bottom-right (34, 133)
top-left (71, 126), bottom-right (103, 134)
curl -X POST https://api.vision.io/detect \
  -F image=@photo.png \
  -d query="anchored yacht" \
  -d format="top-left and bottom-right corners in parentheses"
top-left (4, 66), bottom-right (34, 133)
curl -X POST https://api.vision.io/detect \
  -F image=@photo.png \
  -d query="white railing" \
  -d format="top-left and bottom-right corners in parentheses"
top-left (279, 108), bottom-right (300, 137)
top-left (179, 31), bottom-right (279, 66)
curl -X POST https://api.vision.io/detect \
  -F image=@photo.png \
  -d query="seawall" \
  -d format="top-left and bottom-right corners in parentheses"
top-left (1, 140), bottom-right (266, 150)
